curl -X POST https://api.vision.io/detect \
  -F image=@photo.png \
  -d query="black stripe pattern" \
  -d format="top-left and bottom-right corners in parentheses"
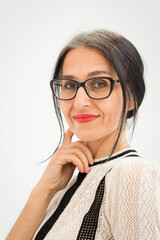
top-left (34, 149), bottom-right (139, 240)
top-left (77, 168), bottom-right (112, 239)
top-left (90, 149), bottom-right (137, 166)
top-left (34, 172), bottom-right (86, 240)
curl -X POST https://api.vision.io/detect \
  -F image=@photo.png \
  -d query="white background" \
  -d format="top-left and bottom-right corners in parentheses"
top-left (0, 0), bottom-right (160, 238)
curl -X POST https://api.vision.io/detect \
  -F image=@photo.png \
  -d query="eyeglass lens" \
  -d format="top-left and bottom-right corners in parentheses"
top-left (53, 78), bottom-right (111, 100)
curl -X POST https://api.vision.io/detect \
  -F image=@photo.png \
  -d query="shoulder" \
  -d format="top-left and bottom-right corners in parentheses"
top-left (108, 156), bottom-right (160, 182)
top-left (105, 156), bottom-right (160, 197)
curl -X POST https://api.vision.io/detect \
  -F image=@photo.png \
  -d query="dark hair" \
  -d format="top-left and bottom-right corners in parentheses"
top-left (51, 29), bottom-right (145, 156)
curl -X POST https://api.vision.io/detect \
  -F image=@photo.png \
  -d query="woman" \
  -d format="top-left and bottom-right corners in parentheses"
top-left (6, 30), bottom-right (160, 240)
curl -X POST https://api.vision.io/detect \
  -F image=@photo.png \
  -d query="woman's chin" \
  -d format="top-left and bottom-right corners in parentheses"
top-left (73, 132), bottom-right (100, 143)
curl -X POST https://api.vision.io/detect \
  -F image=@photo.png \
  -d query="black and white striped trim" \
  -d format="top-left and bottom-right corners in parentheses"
top-left (91, 149), bottom-right (138, 166)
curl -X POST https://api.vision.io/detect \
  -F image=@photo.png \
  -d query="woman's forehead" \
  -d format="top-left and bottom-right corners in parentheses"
top-left (62, 46), bottom-right (117, 80)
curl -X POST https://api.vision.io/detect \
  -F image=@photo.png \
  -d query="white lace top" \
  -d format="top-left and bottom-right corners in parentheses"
top-left (33, 148), bottom-right (160, 240)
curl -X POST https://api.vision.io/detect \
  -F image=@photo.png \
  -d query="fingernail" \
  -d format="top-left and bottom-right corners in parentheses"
top-left (90, 157), bottom-right (94, 165)
top-left (85, 165), bottom-right (90, 173)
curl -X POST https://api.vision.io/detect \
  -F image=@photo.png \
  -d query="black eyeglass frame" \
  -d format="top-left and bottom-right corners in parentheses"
top-left (50, 77), bottom-right (120, 100)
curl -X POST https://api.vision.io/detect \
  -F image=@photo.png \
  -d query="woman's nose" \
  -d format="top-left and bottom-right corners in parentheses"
top-left (73, 86), bottom-right (91, 109)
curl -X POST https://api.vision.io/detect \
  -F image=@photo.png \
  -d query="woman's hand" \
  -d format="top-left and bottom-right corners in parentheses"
top-left (35, 129), bottom-right (93, 196)
top-left (6, 129), bottom-right (93, 240)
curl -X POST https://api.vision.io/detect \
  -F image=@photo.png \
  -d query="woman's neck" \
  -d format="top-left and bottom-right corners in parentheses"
top-left (85, 131), bottom-right (130, 159)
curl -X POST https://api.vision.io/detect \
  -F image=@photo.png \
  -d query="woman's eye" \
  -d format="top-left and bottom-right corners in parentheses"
top-left (91, 80), bottom-right (108, 89)
top-left (63, 81), bottom-right (76, 90)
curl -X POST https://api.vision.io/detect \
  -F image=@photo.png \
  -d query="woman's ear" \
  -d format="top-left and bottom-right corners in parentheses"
top-left (128, 100), bottom-right (134, 111)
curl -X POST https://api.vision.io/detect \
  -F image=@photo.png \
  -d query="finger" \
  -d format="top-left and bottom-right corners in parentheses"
top-left (70, 141), bottom-right (94, 165)
top-left (74, 150), bottom-right (90, 173)
top-left (64, 154), bottom-right (85, 173)
top-left (62, 129), bottom-right (74, 146)
top-left (63, 147), bottom-right (90, 173)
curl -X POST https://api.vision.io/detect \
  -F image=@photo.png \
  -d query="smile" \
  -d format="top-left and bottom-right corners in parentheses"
top-left (73, 114), bottom-right (99, 123)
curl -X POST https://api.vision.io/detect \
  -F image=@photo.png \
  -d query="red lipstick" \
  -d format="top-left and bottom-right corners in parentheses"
top-left (73, 114), bottom-right (99, 123)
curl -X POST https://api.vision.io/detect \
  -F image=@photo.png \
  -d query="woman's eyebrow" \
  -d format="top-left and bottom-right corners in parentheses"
top-left (61, 71), bottom-right (112, 79)
top-left (87, 70), bottom-right (112, 77)
top-left (60, 75), bottom-right (75, 79)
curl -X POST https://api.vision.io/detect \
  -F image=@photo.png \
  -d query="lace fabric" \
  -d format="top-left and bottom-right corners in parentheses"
top-left (32, 149), bottom-right (160, 240)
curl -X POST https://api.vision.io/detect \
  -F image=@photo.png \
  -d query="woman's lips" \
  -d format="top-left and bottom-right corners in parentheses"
top-left (73, 114), bottom-right (99, 123)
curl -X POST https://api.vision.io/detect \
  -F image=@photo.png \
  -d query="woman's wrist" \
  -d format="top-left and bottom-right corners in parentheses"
top-left (30, 182), bottom-right (57, 207)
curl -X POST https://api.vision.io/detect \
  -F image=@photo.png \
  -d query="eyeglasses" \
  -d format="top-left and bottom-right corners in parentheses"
top-left (50, 77), bottom-right (120, 100)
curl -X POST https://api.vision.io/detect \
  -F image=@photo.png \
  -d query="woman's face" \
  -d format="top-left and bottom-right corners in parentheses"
top-left (59, 45), bottom-right (124, 143)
